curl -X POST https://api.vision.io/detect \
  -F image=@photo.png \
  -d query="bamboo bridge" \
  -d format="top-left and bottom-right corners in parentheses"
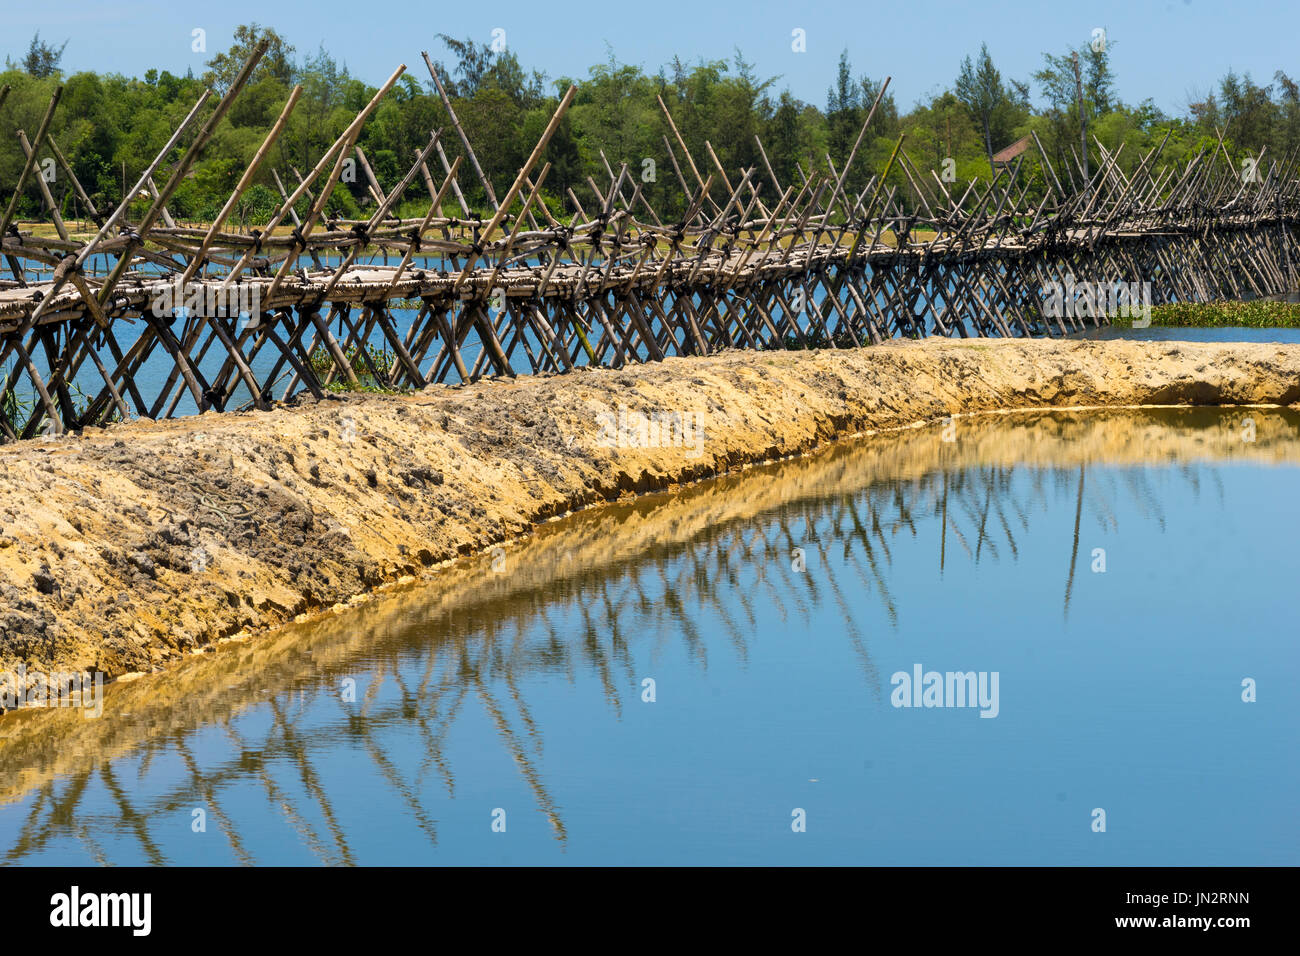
top-left (2, 40), bottom-right (1297, 442)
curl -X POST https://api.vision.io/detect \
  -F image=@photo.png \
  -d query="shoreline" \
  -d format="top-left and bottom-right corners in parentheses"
top-left (2, 337), bottom-right (1299, 686)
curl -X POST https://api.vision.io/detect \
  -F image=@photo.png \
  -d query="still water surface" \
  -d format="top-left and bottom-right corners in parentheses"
top-left (1, 408), bottom-right (1297, 865)
top-left (1076, 325), bottom-right (1300, 344)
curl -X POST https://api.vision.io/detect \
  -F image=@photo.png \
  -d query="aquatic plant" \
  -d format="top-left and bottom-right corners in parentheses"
top-left (307, 342), bottom-right (408, 393)
top-left (1111, 301), bottom-right (1300, 328)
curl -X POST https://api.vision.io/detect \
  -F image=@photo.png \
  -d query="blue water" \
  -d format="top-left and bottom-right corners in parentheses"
top-left (1, 408), bottom-right (1297, 865)
top-left (1076, 326), bottom-right (1300, 344)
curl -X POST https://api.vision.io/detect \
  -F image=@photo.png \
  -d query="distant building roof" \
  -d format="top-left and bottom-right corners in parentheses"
top-left (992, 135), bottom-right (1031, 164)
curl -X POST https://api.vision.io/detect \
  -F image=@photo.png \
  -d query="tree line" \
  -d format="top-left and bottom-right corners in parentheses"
top-left (2, 25), bottom-right (1297, 228)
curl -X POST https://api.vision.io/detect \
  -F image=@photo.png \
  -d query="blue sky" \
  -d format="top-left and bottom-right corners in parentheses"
top-left (3, 0), bottom-right (1293, 116)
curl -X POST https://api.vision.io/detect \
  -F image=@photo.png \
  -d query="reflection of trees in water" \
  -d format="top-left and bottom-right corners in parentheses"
top-left (0, 410), bottom-right (1260, 864)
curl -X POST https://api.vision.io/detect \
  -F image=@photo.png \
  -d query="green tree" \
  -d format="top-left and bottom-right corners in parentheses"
top-left (22, 32), bottom-right (68, 79)
top-left (956, 43), bottom-right (1024, 167)
top-left (203, 24), bottom-right (295, 93)
top-left (1215, 70), bottom-right (1276, 151)
top-left (1034, 40), bottom-right (1116, 178)
top-left (825, 51), bottom-right (895, 194)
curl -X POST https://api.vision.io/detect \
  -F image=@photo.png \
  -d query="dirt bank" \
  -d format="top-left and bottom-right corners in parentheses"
top-left (2, 338), bottom-right (1298, 682)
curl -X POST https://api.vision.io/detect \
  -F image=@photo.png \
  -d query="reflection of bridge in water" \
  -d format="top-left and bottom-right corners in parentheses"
top-left (1, 408), bottom-right (1295, 863)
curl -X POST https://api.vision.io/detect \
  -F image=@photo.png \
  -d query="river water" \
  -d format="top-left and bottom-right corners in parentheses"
top-left (1, 407), bottom-right (1297, 865)
top-left (1075, 326), bottom-right (1300, 345)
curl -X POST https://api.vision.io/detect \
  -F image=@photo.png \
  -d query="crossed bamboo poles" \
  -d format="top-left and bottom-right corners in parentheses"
top-left (2, 48), bottom-right (1299, 441)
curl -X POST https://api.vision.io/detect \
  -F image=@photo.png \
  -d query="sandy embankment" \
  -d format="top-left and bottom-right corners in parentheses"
top-left (1, 337), bottom-right (1297, 681)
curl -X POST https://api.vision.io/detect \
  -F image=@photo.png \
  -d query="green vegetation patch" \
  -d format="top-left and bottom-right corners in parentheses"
top-left (1110, 301), bottom-right (1300, 328)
